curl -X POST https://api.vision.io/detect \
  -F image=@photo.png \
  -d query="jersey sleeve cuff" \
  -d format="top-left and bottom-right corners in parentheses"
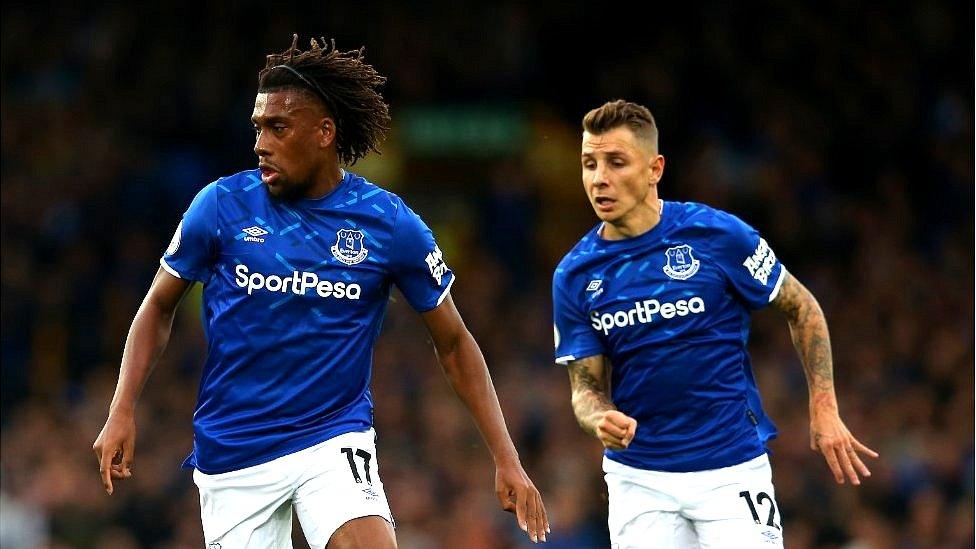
top-left (413, 273), bottom-right (456, 313)
top-left (555, 349), bottom-right (603, 366)
top-left (767, 266), bottom-right (787, 302)
top-left (435, 274), bottom-right (455, 307)
top-left (160, 257), bottom-right (184, 279)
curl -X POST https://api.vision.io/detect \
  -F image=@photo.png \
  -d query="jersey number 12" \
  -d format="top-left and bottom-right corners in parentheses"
top-left (739, 490), bottom-right (780, 530)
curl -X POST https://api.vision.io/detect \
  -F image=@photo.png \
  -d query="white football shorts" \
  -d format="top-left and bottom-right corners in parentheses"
top-left (193, 429), bottom-right (394, 548)
top-left (603, 453), bottom-right (784, 548)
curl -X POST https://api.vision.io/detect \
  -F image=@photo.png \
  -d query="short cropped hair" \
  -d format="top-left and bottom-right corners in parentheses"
top-left (258, 35), bottom-right (391, 166)
top-left (582, 100), bottom-right (659, 151)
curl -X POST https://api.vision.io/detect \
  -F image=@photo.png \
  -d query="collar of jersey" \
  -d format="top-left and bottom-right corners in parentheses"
top-left (592, 200), bottom-right (671, 248)
top-left (291, 169), bottom-right (353, 208)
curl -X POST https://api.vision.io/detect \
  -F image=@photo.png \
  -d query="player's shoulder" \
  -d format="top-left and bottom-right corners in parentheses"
top-left (554, 223), bottom-right (604, 281)
top-left (202, 169), bottom-right (262, 193)
top-left (179, 171), bottom-right (255, 213)
top-left (666, 200), bottom-right (733, 226)
top-left (180, 170), bottom-right (265, 218)
top-left (666, 200), bottom-right (753, 236)
top-left (341, 171), bottom-right (407, 217)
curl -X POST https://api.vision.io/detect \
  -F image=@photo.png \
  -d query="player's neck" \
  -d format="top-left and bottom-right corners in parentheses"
top-left (302, 164), bottom-right (345, 200)
top-left (601, 198), bottom-right (664, 241)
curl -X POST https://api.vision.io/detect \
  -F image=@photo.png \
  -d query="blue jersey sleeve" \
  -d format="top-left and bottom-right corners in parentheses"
top-left (553, 270), bottom-right (606, 365)
top-left (711, 212), bottom-right (786, 310)
top-left (160, 182), bottom-right (218, 282)
top-left (389, 202), bottom-right (454, 312)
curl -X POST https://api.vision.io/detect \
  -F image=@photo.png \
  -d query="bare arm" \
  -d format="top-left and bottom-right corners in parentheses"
top-left (566, 355), bottom-right (636, 449)
top-left (769, 271), bottom-right (836, 413)
top-left (770, 271), bottom-right (878, 485)
top-left (420, 294), bottom-right (549, 541)
top-left (92, 268), bottom-right (193, 493)
top-left (567, 355), bottom-right (614, 436)
top-left (421, 294), bottom-right (519, 464)
top-left (110, 268), bottom-right (193, 412)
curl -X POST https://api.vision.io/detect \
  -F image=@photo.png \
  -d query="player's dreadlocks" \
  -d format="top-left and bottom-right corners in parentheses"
top-left (258, 35), bottom-right (391, 166)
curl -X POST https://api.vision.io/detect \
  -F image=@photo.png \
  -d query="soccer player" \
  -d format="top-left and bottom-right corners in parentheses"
top-left (92, 36), bottom-right (549, 548)
top-left (552, 100), bottom-right (878, 548)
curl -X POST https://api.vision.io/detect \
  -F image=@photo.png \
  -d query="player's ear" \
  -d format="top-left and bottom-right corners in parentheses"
top-left (319, 117), bottom-right (337, 149)
top-left (649, 154), bottom-right (665, 184)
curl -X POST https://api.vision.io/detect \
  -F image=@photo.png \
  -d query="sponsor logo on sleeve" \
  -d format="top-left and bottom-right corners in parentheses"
top-left (663, 244), bottom-right (700, 280)
top-left (425, 246), bottom-right (449, 285)
top-left (743, 238), bottom-right (776, 285)
top-left (165, 221), bottom-right (183, 255)
top-left (331, 229), bottom-right (369, 265)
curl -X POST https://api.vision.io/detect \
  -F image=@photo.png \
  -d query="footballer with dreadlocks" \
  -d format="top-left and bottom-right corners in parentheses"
top-left (93, 36), bottom-right (549, 548)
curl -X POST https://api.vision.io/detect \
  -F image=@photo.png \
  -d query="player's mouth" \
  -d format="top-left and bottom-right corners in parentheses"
top-left (594, 196), bottom-right (616, 212)
top-left (259, 164), bottom-right (280, 185)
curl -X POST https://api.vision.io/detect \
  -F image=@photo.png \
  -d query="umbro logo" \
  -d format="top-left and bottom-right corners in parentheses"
top-left (242, 225), bottom-right (268, 243)
top-left (243, 226), bottom-right (268, 237)
top-left (586, 279), bottom-right (604, 299)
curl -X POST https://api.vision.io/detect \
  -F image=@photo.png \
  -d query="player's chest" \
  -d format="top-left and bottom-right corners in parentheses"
top-left (580, 243), bottom-right (727, 335)
top-left (215, 206), bottom-right (391, 303)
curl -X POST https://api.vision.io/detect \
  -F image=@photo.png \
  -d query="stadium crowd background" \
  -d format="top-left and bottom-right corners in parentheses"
top-left (1, 2), bottom-right (972, 547)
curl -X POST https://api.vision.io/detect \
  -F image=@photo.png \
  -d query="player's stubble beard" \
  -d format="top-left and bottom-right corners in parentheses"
top-left (266, 175), bottom-right (316, 202)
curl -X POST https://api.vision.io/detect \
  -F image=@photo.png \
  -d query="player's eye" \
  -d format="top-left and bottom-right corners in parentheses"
top-left (273, 125), bottom-right (287, 133)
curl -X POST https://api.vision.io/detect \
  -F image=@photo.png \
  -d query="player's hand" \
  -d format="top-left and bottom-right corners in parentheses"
top-left (810, 410), bottom-right (878, 486)
top-left (495, 460), bottom-right (550, 543)
top-left (595, 410), bottom-right (637, 450)
top-left (92, 410), bottom-right (137, 495)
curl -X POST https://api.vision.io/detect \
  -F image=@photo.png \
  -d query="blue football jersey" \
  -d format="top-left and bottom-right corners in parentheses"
top-left (161, 169), bottom-right (454, 474)
top-left (553, 201), bottom-right (785, 472)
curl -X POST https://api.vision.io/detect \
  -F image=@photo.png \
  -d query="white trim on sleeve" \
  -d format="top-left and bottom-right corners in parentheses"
top-left (768, 267), bottom-right (787, 302)
top-left (555, 355), bottom-right (576, 365)
top-left (435, 274), bottom-right (456, 307)
top-left (159, 257), bottom-right (184, 279)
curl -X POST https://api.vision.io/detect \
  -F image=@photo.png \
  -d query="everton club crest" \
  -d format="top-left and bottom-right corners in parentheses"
top-left (663, 244), bottom-right (700, 280)
top-left (331, 229), bottom-right (369, 265)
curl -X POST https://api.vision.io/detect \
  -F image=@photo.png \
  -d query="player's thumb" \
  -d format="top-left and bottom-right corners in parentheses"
top-left (611, 411), bottom-right (636, 430)
top-left (605, 410), bottom-right (626, 427)
top-left (623, 418), bottom-right (637, 445)
top-left (123, 437), bottom-right (136, 475)
top-left (497, 488), bottom-right (516, 512)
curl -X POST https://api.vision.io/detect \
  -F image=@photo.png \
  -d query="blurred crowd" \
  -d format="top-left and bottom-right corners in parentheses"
top-left (2, 2), bottom-right (972, 548)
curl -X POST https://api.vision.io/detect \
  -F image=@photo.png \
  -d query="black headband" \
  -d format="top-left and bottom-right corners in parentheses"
top-left (269, 64), bottom-right (340, 127)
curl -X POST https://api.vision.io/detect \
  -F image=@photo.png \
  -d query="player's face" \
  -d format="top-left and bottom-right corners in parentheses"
top-left (252, 91), bottom-right (332, 200)
top-left (581, 127), bottom-right (664, 225)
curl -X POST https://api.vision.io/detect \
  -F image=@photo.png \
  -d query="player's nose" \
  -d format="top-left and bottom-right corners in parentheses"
top-left (589, 166), bottom-right (609, 187)
top-left (254, 133), bottom-right (272, 157)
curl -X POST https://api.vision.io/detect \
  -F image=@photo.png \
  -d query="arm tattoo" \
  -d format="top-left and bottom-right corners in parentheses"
top-left (771, 273), bottom-right (837, 409)
top-left (566, 355), bottom-right (616, 437)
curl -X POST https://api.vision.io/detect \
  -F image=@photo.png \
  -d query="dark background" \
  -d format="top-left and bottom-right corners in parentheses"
top-left (2, 2), bottom-right (973, 547)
